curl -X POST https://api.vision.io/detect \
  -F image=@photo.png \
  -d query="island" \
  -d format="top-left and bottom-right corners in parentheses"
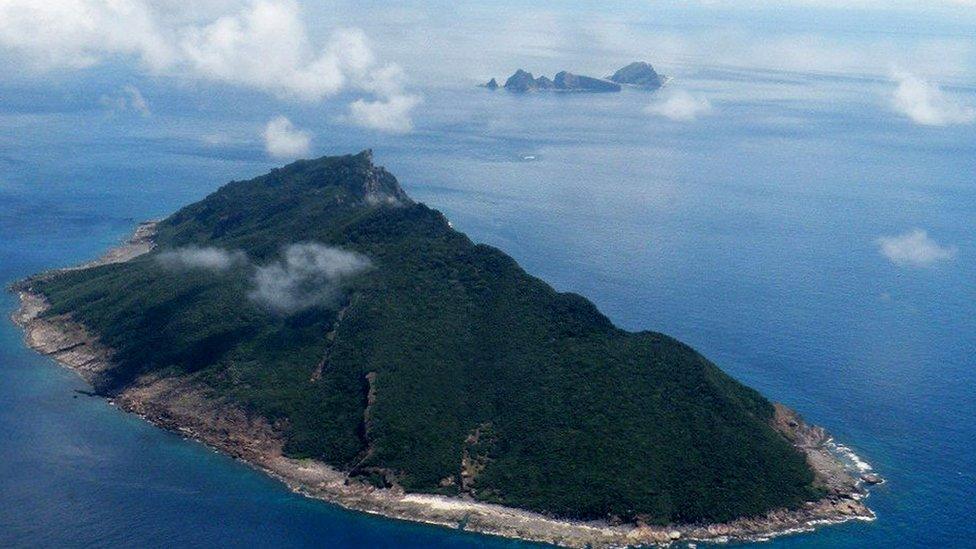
top-left (483, 61), bottom-right (667, 93)
top-left (607, 61), bottom-right (667, 89)
top-left (10, 151), bottom-right (876, 547)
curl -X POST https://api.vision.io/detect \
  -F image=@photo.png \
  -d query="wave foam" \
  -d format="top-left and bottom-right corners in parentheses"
top-left (827, 439), bottom-right (873, 473)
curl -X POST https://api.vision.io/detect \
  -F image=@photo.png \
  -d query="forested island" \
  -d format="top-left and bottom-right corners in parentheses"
top-left (11, 152), bottom-right (876, 547)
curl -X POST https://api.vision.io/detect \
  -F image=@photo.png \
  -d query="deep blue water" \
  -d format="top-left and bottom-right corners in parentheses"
top-left (1, 68), bottom-right (974, 548)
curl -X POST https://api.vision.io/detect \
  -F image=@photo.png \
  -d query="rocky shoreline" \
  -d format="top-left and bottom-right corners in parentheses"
top-left (9, 224), bottom-right (877, 548)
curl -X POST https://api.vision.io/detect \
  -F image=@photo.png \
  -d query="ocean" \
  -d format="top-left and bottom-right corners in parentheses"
top-left (1, 63), bottom-right (974, 546)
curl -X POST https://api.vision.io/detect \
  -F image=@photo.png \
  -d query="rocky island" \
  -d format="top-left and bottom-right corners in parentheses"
top-left (607, 61), bottom-right (667, 89)
top-left (11, 151), bottom-right (876, 547)
top-left (484, 61), bottom-right (667, 93)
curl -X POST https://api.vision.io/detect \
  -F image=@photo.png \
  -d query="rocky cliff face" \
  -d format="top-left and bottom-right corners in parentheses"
top-left (492, 68), bottom-right (620, 92)
top-left (553, 71), bottom-right (621, 92)
top-left (608, 61), bottom-right (665, 89)
top-left (485, 62), bottom-right (665, 93)
top-left (502, 69), bottom-right (540, 91)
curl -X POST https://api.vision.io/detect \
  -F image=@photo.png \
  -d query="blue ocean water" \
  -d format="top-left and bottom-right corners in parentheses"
top-left (1, 67), bottom-right (974, 548)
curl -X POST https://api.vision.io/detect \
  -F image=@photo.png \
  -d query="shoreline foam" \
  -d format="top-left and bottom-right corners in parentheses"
top-left (9, 223), bottom-right (878, 548)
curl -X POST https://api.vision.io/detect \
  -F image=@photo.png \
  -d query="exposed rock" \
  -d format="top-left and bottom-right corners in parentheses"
top-left (861, 473), bottom-right (884, 485)
top-left (503, 69), bottom-right (539, 91)
top-left (772, 403), bottom-right (861, 496)
top-left (485, 61), bottom-right (666, 95)
top-left (535, 75), bottom-right (555, 89)
top-left (608, 61), bottom-right (665, 89)
top-left (553, 71), bottom-right (621, 92)
top-left (498, 68), bottom-right (620, 93)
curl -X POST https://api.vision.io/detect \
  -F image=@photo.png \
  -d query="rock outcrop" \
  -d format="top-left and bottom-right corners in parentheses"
top-left (607, 61), bottom-right (665, 89)
top-left (490, 68), bottom-right (621, 92)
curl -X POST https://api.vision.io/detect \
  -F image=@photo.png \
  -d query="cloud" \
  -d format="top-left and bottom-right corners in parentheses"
top-left (890, 72), bottom-right (975, 126)
top-left (644, 90), bottom-right (713, 121)
top-left (249, 243), bottom-right (371, 313)
top-left (100, 85), bottom-right (151, 116)
top-left (0, 1), bottom-right (420, 122)
top-left (263, 115), bottom-right (311, 159)
top-left (345, 55), bottom-right (421, 133)
top-left (0, 0), bottom-right (177, 70)
top-left (179, 2), bottom-right (362, 101)
top-left (124, 85), bottom-right (152, 116)
top-left (157, 246), bottom-right (246, 271)
top-left (876, 229), bottom-right (957, 267)
top-left (349, 94), bottom-right (422, 133)
top-left (692, 0), bottom-right (976, 7)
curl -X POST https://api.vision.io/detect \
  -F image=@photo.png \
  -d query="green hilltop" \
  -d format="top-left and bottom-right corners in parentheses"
top-left (34, 151), bottom-right (819, 524)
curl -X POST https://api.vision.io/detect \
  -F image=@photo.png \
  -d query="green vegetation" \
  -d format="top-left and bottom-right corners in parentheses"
top-left (34, 151), bottom-right (818, 524)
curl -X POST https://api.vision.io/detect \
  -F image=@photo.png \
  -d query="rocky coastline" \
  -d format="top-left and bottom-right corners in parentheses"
top-left (9, 224), bottom-right (878, 548)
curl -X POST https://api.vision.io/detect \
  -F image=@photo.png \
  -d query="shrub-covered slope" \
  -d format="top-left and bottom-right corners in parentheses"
top-left (36, 151), bottom-right (818, 524)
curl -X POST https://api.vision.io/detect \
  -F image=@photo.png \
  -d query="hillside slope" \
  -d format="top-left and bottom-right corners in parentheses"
top-left (33, 151), bottom-right (819, 524)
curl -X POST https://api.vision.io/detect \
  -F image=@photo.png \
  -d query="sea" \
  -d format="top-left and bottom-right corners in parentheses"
top-left (1, 22), bottom-right (975, 549)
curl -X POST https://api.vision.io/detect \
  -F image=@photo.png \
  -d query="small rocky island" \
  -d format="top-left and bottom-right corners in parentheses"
top-left (12, 151), bottom-right (878, 547)
top-left (483, 61), bottom-right (666, 92)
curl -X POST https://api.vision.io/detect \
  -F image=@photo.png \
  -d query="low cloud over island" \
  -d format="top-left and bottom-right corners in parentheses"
top-left (157, 242), bottom-right (372, 313)
top-left (157, 246), bottom-right (247, 271)
top-left (249, 243), bottom-right (372, 313)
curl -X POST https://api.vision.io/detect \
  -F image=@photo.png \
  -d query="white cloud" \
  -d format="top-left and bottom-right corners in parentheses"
top-left (0, 0), bottom-right (420, 124)
top-left (0, 0), bottom-right (177, 70)
top-left (123, 85), bottom-right (152, 116)
top-left (345, 54), bottom-right (421, 133)
top-left (349, 94), bottom-right (422, 133)
top-left (157, 246), bottom-right (246, 271)
top-left (693, 0), bottom-right (976, 7)
top-left (890, 72), bottom-right (975, 126)
top-left (179, 1), bottom-right (357, 101)
top-left (263, 115), bottom-right (311, 159)
top-left (101, 85), bottom-right (152, 116)
top-left (644, 90), bottom-right (713, 121)
top-left (249, 242), bottom-right (371, 313)
top-left (877, 229), bottom-right (957, 267)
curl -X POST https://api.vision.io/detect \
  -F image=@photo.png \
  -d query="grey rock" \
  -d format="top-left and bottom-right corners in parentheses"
top-left (608, 61), bottom-right (665, 89)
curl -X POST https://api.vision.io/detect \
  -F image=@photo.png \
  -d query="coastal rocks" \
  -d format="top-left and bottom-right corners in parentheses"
top-left (9, 222), bottom-right (159, 388)
top-left (12, 292), bottom-right (115, 385)
top-left (772, 404), bottom-right (864, 497)
top-left (861, 473), bottom-right (884, 485)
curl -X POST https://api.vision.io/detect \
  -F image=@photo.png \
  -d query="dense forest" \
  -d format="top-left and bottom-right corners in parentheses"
top-left (35, 151), bottom-right (819, 524)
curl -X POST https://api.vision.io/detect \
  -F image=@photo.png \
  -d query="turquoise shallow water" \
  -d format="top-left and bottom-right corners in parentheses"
top-left (1, 66), bottom-right (974, 547)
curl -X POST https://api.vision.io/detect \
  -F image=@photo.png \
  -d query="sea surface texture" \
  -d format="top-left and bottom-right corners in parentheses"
top-left (1, 8), bottom-right (975, 546)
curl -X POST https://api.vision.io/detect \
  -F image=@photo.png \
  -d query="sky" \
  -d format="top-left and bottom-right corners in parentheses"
top-left (0, 1), bottom-right (973, 161)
